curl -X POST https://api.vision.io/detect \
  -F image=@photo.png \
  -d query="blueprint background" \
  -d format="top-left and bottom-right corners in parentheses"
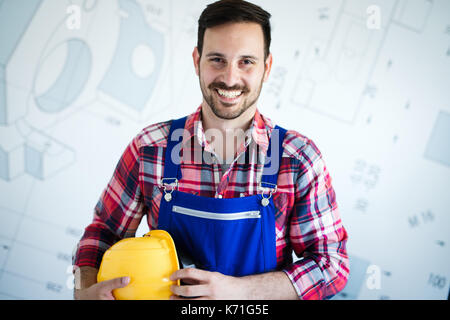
top-left (0, 0), bottom-right (449, 299)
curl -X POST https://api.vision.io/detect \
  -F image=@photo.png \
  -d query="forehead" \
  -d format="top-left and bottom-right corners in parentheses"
top-left (203, 22), bottom-right (265, 58)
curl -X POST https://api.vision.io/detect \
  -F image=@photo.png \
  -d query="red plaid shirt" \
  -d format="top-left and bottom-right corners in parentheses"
top-left (73, 106), bottom-right (349, 300)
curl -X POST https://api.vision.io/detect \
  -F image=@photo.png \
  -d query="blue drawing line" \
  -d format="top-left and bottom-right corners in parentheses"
top-left (35, 39), bottom-right (92, 114)
top-left (98, 0), bottom-right (165, 112)
top-left (0, 0), bottom-right (42, 124)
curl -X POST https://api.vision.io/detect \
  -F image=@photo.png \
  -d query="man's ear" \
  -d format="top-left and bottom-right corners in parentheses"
top-left (263, 53), bottom-right (273, 82)
top-left (193, 47), bottom-right (201, 76)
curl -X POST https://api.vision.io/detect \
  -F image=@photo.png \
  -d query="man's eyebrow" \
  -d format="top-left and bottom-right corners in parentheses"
top-left (205, 52), bottom-right (259, 60)
top-left (240, 55), bottom-right (259, 61)
top-left (205, 52), bottom-right (226, 58)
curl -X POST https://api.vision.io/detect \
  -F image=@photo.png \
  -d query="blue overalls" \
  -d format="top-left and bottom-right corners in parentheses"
top-left (157, 117), bottom-right (287, 277)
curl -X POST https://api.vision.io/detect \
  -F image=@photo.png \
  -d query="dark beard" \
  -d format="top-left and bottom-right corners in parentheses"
top-left (199, 70), bottom-right (265, 120)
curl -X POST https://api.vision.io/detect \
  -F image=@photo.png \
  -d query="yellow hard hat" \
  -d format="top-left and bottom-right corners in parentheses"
top-left (97, 229), bottom-right (180, 300)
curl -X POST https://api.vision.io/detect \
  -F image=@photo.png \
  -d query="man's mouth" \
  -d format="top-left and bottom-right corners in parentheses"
top-left (216, 89), bottom-right (243, 99)
top-left (208, 82), bottom-right (249, 105)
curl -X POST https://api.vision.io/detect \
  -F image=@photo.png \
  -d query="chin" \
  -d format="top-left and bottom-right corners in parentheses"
top-left (214, 106), bottom-right (251, 120)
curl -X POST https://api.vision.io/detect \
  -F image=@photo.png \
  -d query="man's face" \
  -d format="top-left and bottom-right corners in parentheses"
top-left (193, 22), bottom-right (272, 120)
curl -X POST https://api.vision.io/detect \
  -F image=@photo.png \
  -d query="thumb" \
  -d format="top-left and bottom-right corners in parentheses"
top-left (99, 276), bottom-right (130, 292)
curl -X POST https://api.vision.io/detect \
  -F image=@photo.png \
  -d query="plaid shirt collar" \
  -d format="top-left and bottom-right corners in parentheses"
top-left (182, 105), bottom-right (275, 156)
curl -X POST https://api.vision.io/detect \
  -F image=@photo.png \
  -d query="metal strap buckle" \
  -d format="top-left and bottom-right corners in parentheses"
top-left (160, 178), bottom-right (179, 189)
top-left (259, 182), bottom-right (277, 207)
top-left (259, 182), bottom-right (277, 195)
top-left (160, 178), bottom-right (178, 202)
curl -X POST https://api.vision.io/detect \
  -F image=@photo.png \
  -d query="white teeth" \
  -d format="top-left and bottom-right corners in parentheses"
top-left (217, 89), bottom-right (242, 99)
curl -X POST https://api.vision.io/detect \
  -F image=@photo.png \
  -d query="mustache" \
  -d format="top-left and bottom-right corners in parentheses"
top-left (208, 82), bottom-right (250, 93)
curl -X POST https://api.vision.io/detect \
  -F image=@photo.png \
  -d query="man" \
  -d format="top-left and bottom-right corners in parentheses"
top-left (73, 0), bottom-right (349, 300)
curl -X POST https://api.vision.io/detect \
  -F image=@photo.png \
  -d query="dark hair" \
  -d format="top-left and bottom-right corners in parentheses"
top-left (197, 0), bottom-right (272, 59)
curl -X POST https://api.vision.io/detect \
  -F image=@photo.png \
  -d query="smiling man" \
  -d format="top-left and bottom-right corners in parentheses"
top-left (73, 0), bottom-right (349, 300)
top-left (198, 22), bottom-right (266, 120)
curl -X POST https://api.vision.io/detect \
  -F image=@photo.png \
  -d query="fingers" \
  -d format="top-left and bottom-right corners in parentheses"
top-left (170, 268), bottom-right (213, 282)
top-left (170, 284), bottom-right (211, 298)
top-left (169, 269), bottom-right (219, 299)
top-left (99, 276), bottom-right (130, 292)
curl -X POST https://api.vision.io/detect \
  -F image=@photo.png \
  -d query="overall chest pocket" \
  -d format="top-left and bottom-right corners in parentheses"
top-left (172, 206), bottom-right (261, 220)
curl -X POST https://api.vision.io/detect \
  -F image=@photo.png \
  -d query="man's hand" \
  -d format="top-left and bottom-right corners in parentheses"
top-left (74, 276), bottom-right (130, 300)
top-left (169, 268), bottom-right (299, 300)
top-left (169, 268), bottom-right (247, 300)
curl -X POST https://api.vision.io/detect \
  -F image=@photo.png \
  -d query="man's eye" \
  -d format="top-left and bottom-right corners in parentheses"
top-left (242, 59), bottom-right (254, 65)
top-left (210, 58), bottom-right (223, 63)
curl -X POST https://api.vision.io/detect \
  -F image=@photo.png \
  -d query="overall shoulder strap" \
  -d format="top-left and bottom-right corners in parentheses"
top-left (260, 125), bottom-right (288, 189)
top-left (162, 116), bottom-right (188, 182)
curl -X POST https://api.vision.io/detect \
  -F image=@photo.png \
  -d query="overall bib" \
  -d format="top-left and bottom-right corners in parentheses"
top-left (157, 117), bottom-right (287, 277)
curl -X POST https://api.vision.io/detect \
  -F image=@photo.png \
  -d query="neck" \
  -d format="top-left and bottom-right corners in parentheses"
top-left (201, 102), bottom-right (257, 164)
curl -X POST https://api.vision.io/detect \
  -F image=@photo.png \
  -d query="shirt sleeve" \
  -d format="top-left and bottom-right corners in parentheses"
top-left (72, 136), bottom-right (146, 271)
top-left (282, 139), bottom-right (349, 300)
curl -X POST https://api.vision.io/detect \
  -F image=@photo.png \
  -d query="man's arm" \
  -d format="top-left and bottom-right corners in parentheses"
top-left (74, 266), bottom-right (130, 300)
top-left (239, 271), bottom-right (298, 299)
top-left (75, 266), bottom-right (98, 290)
top-left (170, 269), bottom-right (299, 300)
top-left (282, 139), bottom-right (349, 300)
top-left (72, 137), bottom-right (145, 299)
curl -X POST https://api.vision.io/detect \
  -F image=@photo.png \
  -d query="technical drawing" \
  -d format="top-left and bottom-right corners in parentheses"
top-left (0, 125), bottom-right (25, 181)
top-left (290, 0), bottom-right (397, 124)
top-left (0, 0), bottom-right (449, 301)
top-left (98, 0), bottom-right (165, 116)
top-left (335, 21), bottom-right (372, 82)
top-left (24, 129), bottom-right (76, 180)
top-left (0, 242), bottom-right (73, 300)
top-left (0, 119), bottom-right (75, 181)
top-left (424, 111), bottom-right (450, 167)
top-left (393, 0), bottom-right (433, 33)
top-left (0, 0), bottom-right (42, 125)
top-left (0, 207), bottom-right (22, 240)
top-left (1, 0), bottom-right (117, 182)
top-left (35, 39), bottom-right (92, 114)
top-left (0, 0), bottom-right (80, 182)
top-left (25, 0), bottom-right (121, 131)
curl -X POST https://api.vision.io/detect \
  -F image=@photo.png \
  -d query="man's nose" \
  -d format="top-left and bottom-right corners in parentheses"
top-left (222, 63), bottom-right (241, 87)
